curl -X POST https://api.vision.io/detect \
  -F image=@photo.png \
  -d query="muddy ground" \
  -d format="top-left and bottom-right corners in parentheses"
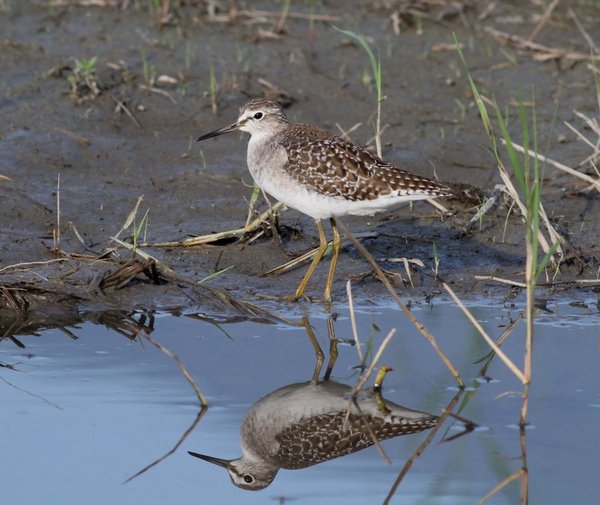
top-left (1, 0), bottom-right (599, 322)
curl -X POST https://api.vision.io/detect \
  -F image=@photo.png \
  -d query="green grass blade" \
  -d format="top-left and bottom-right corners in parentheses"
top-left (199, 265), bottom-right (235, 283)
top-left (495, 107), bottom-right (526, 194)
top-left (536, 240), bottom-right (561, 278)
top-left (333, 26), bottom-right (382, 101)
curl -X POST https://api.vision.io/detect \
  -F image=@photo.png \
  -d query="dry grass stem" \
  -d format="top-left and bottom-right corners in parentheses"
top-left (496, 162), bottom-right (560, 260)
top-left (236, 9), bottom-right (339, 22)
top-left (474, 275), bottom-right (527, 288)
top-left (386, 257), bottom-right (416, 288)
top-left (150, 202), bottom-right (283, 247)
top-left (54, 173), bottom-right (61, 254)
top-left (0, 258), bottom-right (67, 274)
top-left (502, 137), bottom-right (600, 192)
top-left (384, 390), bottom-right (462, 505)
top-left (477, 468), bottom-right (524, 505)
top-left (52, 127), bottom-right (91, 146)
top-left (124, 407), bottom-right (207, 483)
top-left (110, 95), bottom-right (141, 128)
top-left (350, 328), bottom-right (396, 397)
top-left (114, 196), bottom-right (144, 241)
top-left (335, 218), bottom-right (464, 387)
top-left (139, 329), bottom-right (207, 406)
top-left (475, 317), bottom-right (521, 377)
top-left (344, 314), bottom-right (396, 464)
top-left (346, 280), bottom-right (364, 364)
top-left (356, 409), bottom-right (392, 465)
top-left (444, 282), bottom-right (526, 383)
top-left (138, 84), bottom-right (177, 104)
top-left (45, 1), bottom-right (120, 5)
top-left (463, 185), bottom-right (504, 233)
top-left (111, 237), bottom-right (178, 277)
top-left (426, 197), bottom-right (450, 213)
top-left (343, 281), bottom-right (397, 464)
top-left (67, 222), bottom-right (92, 251)
top-left (568, 7), bottom-right (600, 56)
top-left (565, 112), bottom-right (600, 168)
top-left (0, 376), bottom-right (64, 410)
top-left (526, 0), bottom-right (560, 43)
top-left (335, 121), bottom-right (362, 141)
top-left (266, 245), bottom-right (329, 276)
top-left (266, 232), bottom-right (378, 277)
top-left (484, 26), bottom-right (600, 63)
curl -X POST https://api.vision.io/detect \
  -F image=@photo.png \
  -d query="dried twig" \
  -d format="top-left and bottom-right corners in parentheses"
top-left (138, 329), bottom-right (207, 406)
top-left (114, 196), bottom-right (144, 241)
top-left (350, 328), bottom-right (396, 397)
top-left (335, 218), bottom-right (464, 387)
top-left (52, 127), bottom-right (91, 146)
top-left (568, 7), bottom-right (600, 56)
top-left (110, 95), bottom-right (141, 128)
top-left (502, 138), bottom-right (600, 192)
top-left (384, 390), bottom-right (462, 504)
top-left (266, 232), bottom-right (378, 277)
top-left (0, 376), bottom-right (64, 410)
top-left (474, 275), bottom-right (527, 288)
top-left (138, 84), bottom-right (177, 104)
top-left (495, 160), bottom-right (562, 262)
top-left (150, 203), bottom-right (283, 247)
top-left (477, 469), bottom-right (524, 505)
top-left (463, 184), bottom-right (503, 231)
top-left (484, 26), bottom-right (600, 63)
top-left (0, 258), bottom-right (67, 274)
top-left (235, 9), bottom-right (339, 22)
top-left (526, 0), bottom-right (560, 43)
top-left (444, 282), bottom-right (525, 383)
top-left (346, 280), bottom-right (364, 364)
top-left (54, 173), bottom-right (61, 254)
top-left (124, 407), bottom-right (207, 483)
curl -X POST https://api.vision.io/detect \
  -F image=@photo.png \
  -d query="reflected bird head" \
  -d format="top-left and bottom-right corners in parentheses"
top-left (188, 451), bottom-right (278, 491)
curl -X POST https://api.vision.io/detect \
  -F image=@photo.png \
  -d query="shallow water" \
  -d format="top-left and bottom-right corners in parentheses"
top-left (1, 298), bottom-right (599, 504)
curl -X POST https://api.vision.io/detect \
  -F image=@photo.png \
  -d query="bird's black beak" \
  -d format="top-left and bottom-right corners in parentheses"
top-left (197, 122), bottom-right (238, 142)
top-left (188, 451), bottom-right (231, 468)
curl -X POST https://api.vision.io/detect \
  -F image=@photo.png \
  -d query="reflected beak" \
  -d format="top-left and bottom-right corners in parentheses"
top-left (196, 122), bottom-right (238, 142)
top-left (188, 451), bottom-right (231, 468)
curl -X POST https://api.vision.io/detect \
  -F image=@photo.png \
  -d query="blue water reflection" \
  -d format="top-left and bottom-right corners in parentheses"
top-left (1, 300), bottom-right (599, 504)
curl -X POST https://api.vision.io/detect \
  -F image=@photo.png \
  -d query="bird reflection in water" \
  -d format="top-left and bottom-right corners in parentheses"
top-left (188, 317), bottom-right (438, 490)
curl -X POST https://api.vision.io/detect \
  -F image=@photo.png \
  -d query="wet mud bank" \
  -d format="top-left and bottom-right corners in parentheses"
top-left (1, 1), bottom-right (599, 324)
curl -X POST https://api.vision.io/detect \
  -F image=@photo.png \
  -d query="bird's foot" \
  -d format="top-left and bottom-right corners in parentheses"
top-left (283, 292), bottom-right (311, 303)
top-left (255, 292), bottom-right (312, 303)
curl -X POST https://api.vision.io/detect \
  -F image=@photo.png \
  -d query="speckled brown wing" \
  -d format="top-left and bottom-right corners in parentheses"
top-left (276, 124), bottom-right (451, 202)
top-left (271, 413), bottom-right (438, 469)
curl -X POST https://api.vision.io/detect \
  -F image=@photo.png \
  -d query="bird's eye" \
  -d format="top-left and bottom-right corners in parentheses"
top-left (253, 112), bottom-right (263, 120)
top-left (243, 475), bottom-right (254, 484)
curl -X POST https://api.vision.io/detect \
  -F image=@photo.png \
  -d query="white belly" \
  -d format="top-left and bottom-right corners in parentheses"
top-left (261, 180), bottom-right (430, 220)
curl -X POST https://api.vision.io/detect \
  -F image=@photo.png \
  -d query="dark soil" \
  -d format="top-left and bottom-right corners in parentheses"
top-left (1, 0), bottom-right (599, 322)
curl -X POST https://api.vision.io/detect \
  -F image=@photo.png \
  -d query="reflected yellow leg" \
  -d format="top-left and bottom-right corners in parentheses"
top-left (286, 219), bottom-right (328, 301)
top-left (323, 217), bottom-right (341, 307)
top-left (323, 316), bottom-right (339, 381)
top-left (301, 316), bottom-right (325, 384)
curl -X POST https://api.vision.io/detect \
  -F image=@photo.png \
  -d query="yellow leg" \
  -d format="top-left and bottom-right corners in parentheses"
top-left (286, 219), bottom-right (328, 301)
top-left (323, 217), bottom-right (341, 307)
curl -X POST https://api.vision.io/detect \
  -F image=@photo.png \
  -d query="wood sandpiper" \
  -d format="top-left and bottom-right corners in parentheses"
top-left (188, 379), bottom-right (437, 490)
top-left (197, 98), bottom-right (452, 304)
